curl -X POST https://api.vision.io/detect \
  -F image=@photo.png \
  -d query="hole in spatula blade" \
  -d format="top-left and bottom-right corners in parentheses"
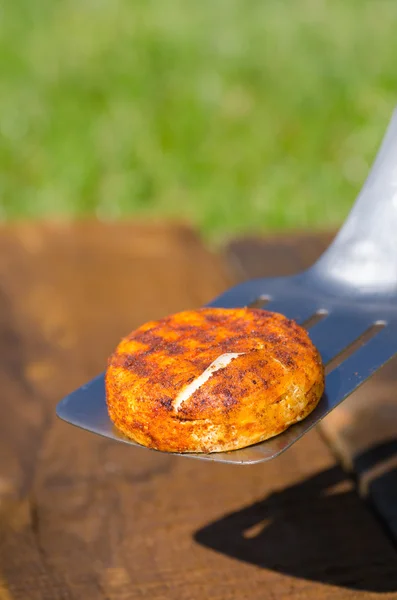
top-left (302, 309), bottom-right (328, 329)
top-left (248, 296), bottom-right (271, 309)
top-left (325, 321), bottom-right (386, 375)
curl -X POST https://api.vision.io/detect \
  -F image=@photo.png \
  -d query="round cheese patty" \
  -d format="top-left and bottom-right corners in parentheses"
top-left (105, 308), bottom-right (324, 453)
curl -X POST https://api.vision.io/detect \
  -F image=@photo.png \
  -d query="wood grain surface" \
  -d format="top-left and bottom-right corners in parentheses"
top-left (0, 222), bottom-right (395, 599)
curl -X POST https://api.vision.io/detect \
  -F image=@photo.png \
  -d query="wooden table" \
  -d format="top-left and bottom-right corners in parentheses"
top-left (1, 222), bottom-right (397, 600)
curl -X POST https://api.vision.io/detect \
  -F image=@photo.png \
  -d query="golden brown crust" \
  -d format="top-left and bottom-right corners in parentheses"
top-left (105, 308), bottom-right (324, 453)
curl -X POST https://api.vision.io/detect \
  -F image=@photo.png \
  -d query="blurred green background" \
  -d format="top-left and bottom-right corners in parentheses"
top-left (1, 0), bottom-right (397, 239)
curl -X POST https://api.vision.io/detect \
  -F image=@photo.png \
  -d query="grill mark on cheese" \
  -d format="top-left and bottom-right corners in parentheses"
top-left (173, 353), bottom-right (245, 412)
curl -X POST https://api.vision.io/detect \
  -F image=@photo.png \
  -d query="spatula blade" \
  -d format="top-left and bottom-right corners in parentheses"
top-left (56, 297), bottom-right (397, 464)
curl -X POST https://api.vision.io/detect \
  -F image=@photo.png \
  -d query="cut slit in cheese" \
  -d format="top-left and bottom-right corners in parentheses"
top-left (173, 352), bottom-right (244, 412)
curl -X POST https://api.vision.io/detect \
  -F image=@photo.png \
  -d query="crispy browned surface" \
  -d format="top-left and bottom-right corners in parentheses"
top-left (106, 307), bottom-right (324, 452)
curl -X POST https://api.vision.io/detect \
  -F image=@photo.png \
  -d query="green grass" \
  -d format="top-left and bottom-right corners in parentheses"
top-left (1, 0), bottom-right (397, 239)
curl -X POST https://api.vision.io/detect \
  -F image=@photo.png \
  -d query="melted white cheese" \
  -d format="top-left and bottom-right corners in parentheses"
top-left (173, 352), bottom-right (244, 412)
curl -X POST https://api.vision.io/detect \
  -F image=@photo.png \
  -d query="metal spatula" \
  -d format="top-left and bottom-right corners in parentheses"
top-left (57, 109), bottom-right (397, 465)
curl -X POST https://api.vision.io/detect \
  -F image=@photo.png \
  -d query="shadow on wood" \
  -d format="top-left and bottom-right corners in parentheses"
top-left (352, 438), bottom-right (397, 545)
top-left (194, 465), bottom-right (397, 592)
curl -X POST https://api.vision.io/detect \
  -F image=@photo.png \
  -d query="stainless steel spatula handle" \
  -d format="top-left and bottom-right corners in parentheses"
top-left (312, 108), bottom-right (397, 294)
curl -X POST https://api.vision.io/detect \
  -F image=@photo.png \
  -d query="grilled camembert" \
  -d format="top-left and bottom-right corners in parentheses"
top-left (105, 308), bottom-right (324, 453)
